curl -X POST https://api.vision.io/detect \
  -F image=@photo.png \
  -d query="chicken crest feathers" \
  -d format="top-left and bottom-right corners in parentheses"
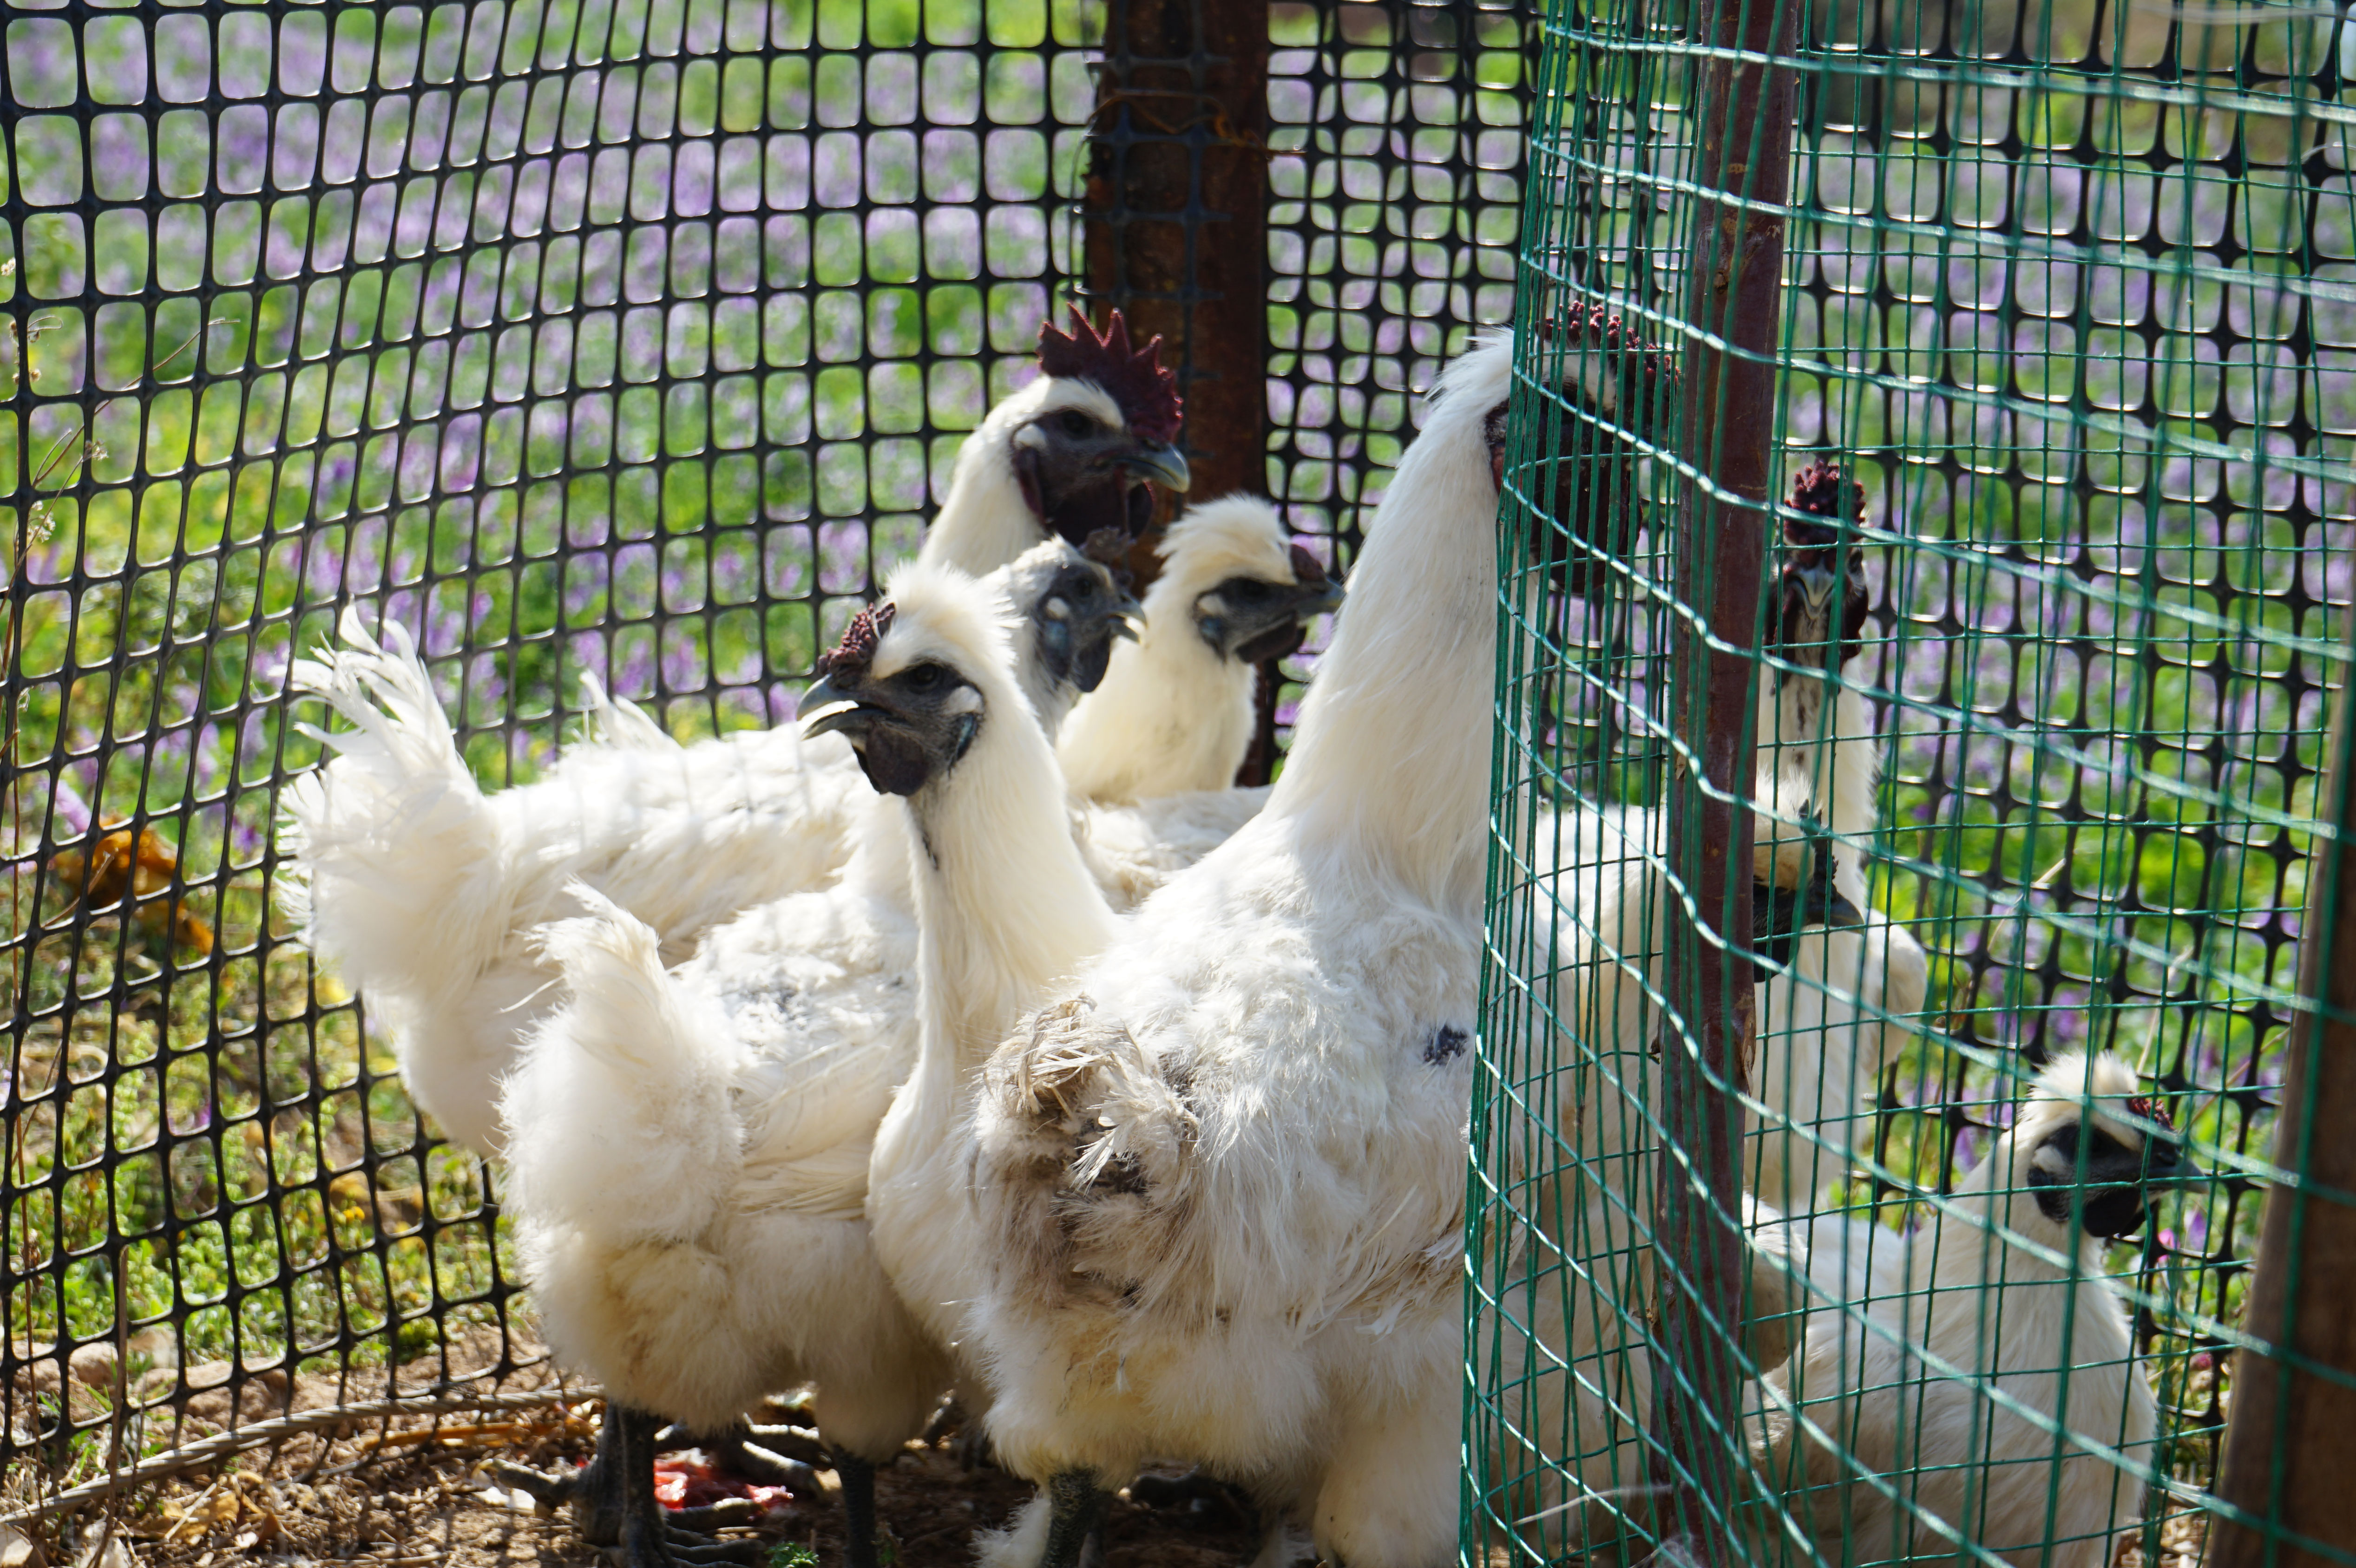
top-left (1149, 494), bottom-right (1303, 599)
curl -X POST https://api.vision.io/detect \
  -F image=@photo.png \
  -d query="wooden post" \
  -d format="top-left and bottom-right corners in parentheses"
top-left (1650, 0), bottom-right (1798, 1561)
top-left (2212, 619), bottom-right (2356, 1568)
top-left (1081, 0), bottom-right (1273, 777)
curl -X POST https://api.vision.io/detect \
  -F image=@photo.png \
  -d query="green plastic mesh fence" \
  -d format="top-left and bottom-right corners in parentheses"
top-left (0, 0), bottom-right (1537, 1501)
top-left (1471, 1), bottom-right (2354, 1567)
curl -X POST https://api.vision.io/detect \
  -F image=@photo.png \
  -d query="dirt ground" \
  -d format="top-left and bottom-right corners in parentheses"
top-left (4, 1328), bottom-right (2219, 1568)
top-left (17, 1395), bottom-right (1270, 1568)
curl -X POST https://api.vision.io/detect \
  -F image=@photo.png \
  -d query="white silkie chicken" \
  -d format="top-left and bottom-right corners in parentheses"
top-left (1060, 494), bottom-right (1340, 803)
top-left (494, 561), bottom-right (1129, 1568)
top-left (1476, 801), bottom-right (1874, 1531)
top-left (1560, 1051), bottom-right (2182, 1568)
top-left (1749, 458), bottom-right (1931, 1206)
top-left (1065, 495), bottom-right (1344, 910)
top-left (1752, 1050), bottom-right (2180, 1568)
top-left (276, 308), bottom-right (1187, 1160)
top-left (278, 540), bottom-right (1136, 1160)
top-left (960, 319), bottom-right (1669, 1568)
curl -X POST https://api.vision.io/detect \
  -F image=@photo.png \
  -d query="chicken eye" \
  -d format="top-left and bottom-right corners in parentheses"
top-left (1057, 410), bottom-right (1096, 438)
top-left (902, 663), bottom-right (949, 692)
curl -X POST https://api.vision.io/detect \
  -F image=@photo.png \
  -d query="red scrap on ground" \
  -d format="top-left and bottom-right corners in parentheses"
top-left (652, 1454), bottom-right (797, 1517)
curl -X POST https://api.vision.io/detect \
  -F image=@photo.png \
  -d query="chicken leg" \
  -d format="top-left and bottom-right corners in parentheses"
top-left (1036, 1469), bottom-right (1116, 1568)
top-left (492, 1404), bottom-right (766, 1565)
top-left (834, 1451), bottom-right (880, 1568)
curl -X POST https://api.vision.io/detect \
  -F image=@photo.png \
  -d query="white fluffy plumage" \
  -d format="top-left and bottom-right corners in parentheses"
top-left (277, 607), bottom-right (862, 1157)
top-left (499, 558), bottom-right (1116, 1522)
top-left (1750, 603), bottom-right (1930, 1205)
top-left (1739, 1050), bottom-right (2173, 1568)
top-left (964, 333), bottom-right (1524, 1568)
top-left (1058, 494), bottom-right (1321, 803)
top-left (277, 540), bottom-right (1109, 1160)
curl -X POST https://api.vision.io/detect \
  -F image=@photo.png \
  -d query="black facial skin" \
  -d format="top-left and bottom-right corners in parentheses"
top-left (1194, 562), bottom-right (1346, 666)
top-left (1485, 363), bottom-right (1657, 604)
top-left (1012, 408), bottom-right (1188, 551)
top-left (1198, 577), bottom-right (1308, 664)
top-left (2027, 1119), bottom-right (2188, 1239)
top-left (1769, 515), bottom-right (1873, 673)
top-left (805, 661), bottom-right (983, 797)
top-left (1033, 562), bottom-right (1136, 697)
top-left (1748, 831), bottom-right (1866, 981)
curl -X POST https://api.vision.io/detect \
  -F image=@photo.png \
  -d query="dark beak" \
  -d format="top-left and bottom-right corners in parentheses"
top-left (1113, 585), bottom-right (1146, 641)
top-left (1121, 441), bottom-right (1191, 494)
top-left (2145, 1135), bottom-right (2194, 1184)
top-left (1795, 559), bottom-right (1838, 620)
top-left (1295, 578), bottom-right (1346, 620)
top-left (1822, 887), bottom-right (1868, 930)
top-left (798, 673), bottom-right (869, 740)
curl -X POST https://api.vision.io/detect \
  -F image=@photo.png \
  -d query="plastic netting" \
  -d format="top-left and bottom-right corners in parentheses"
top-left (0, 0), bottom-right (1533, 1495)
top-left (1471, 1), bottom-right (2354, 1566)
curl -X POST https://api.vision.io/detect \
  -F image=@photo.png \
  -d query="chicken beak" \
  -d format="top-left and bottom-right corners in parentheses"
top-left (1295, 578), bottom-right (1347, 621)
top-left (1121, 441), bottom-right (1191, 494)
top-left (2146, 1136), bottom-right (2195, 1183)
top-left (1797, 559), bottom-right (1839, 619)
top-left (1821, 887), bottom-right (1869, 931)
top-left (797, 673), bottom-right (866, 740)
top-left (1112, 585), bottom-right (1147, 641)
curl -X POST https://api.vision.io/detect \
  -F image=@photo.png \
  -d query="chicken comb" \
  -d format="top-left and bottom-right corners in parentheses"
top-left (1536, 303), bottom-right (1677, 412)
top-left (2124, 1093), bottom-right (2174, 1133)
top-left (1789, 458), bottom-right (1866, 525)
top-left (1080, 526), bottom-right (1133, 569)
top-left (1037, 305), bottom-right (1182, 445)
top-left (820, 601), bottom-right (896, 675)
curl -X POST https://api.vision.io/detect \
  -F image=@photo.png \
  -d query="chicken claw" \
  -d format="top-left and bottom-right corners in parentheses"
top-left (494, 1404), bottom-right (765, 1567)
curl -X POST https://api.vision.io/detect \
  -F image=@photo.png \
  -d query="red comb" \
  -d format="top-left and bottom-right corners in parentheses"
top-left (1037, 305), bottom-right (1182, 445)
top-left (1790, 459), bottom-right (1866, 524)
top-left (2125, 1094), bottom-right (2173, 1133)
top-left (820, 602), bottom-right (895, 675)
top-left (1540, 303), bottom-right (1674, 376)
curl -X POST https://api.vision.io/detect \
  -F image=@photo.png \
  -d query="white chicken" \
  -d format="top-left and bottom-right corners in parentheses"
top-left (1556, 1051), bottom-right (2181, 1568)
top-left (1476, 801), bottom-right (1872, 1531)
top-left (1066, 494), bottom-right (1344, 909)
top-left (276, 308), bottom-right (1187, 1159)
top-left (1749, 458), bottom-right (1931, 1206)
top-left (494, 560), bottom-right (1126, 1568)
top-left (1059, 494), bottom-right (1341, 803)
top-left (278, 539), bottom-right (1135, 1160)
top-left (1751, 1050), bottom-right (2179, 1568)
top-left (961, 321), bottom-right (1657, 1568)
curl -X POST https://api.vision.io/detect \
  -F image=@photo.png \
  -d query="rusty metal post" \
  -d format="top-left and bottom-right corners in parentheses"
top-left (2212, 617), bottom-right (2356, 1568)
top-left (1648, 0), bottom-right (1798, 1559)
top-left (1081, 0), bottom-right (1273, 777)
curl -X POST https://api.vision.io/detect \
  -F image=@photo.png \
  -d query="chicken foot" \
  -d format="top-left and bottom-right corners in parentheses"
top-left (1035, 1469), bottom-right (1116, 1568)
top-left (491, 1404), bottom-right (767, 1564)
top-left (653, 1420), bottom-right (827, 1491)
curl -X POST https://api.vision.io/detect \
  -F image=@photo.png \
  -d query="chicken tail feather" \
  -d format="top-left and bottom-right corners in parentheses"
top-left (277, 606), bottom-right (514, 1014)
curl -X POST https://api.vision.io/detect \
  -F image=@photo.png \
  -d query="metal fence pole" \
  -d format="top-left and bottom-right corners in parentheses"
top-left (1081, 0), bottom-right (1273, 778)
top-left (1649, 0), bottom-right (1797, 1558)
top-left (2212, 612), bottom-right (2356, 1568)
top-left (1079, 0), bottom-right (1270, 534)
